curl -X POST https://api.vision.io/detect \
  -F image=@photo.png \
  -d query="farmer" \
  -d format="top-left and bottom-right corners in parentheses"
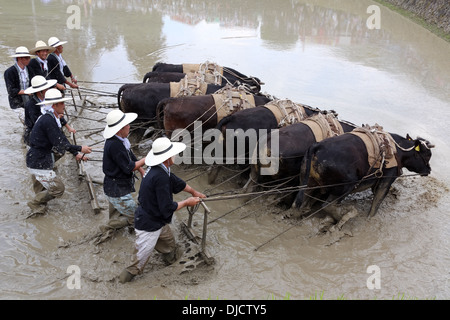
top-left (23, 75), bottom-right (57, 145)
top-left (47, 36), bottom-right (78, 89)
top-left (99, 110), bottom-right (146, 241)
top-left (119, 137), bottom-right (206, 283)
top-left (26, 88), bottom-right (92, 216)
top-left (4, 46), bottom-right (35, 124)
top-left (28, 40), bottom-right (65, 92)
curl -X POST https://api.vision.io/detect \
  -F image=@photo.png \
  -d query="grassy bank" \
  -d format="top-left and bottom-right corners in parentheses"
top-left (374, 0), bottom-right (450, 42)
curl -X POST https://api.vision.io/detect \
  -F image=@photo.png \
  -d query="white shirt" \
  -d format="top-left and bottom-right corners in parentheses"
top-left (36, 56), bottom-right (48, 72)
top-left (16, 63), bottom-right (29, 89)
top-left (114, 134), bottom-right (131, 150)
top-left (54, 53), bottom-right (67, 74)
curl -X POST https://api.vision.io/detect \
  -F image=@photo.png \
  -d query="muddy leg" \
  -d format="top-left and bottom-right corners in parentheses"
top-left (328, 206), bottom-right (359, 233)
top-left (94, 195), bottom-right (136, 245)
top-left (27, 171), bottom-right (64, 216)
top-left (155, 225), bottom-right (181, 265)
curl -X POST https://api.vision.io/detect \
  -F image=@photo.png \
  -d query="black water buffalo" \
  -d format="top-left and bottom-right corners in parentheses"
top-left (248, 117), bottom-right (356, 206)
top-left (152, 62), bottom-right (263, 94)
top-left (118, 82), bottom-right (223, 127)
top-left (293, 132), bottom-right (434, 225)
top-left (215, 103), bottom-right (321, 166)
top-left (143, 71), bottom-right (185, 83)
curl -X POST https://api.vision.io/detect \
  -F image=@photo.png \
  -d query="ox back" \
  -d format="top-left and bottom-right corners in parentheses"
top-left (248, 118), bottom-right (356, 206)
top-left (151, 62), bottom-right (262, 93)
top-left (294, 132), bottom-right (433, 218)
top-left (216, 105), bottom-right (321, 167)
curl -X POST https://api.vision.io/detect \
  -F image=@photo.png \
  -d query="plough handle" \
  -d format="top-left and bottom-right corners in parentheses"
top-left (200, 199), bottom-right (211, 214)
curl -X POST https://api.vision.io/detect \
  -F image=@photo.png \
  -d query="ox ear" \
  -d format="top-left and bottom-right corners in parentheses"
top-left (406, 134), bottom-right (413, 141)
top-left (414, 140), bottom-right (421, 152)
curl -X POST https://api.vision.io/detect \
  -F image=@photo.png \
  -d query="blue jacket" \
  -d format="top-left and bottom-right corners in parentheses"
top-left (26, 112), bottom-right (81, 170)
top-left (135, 165), bottom-right (186, 232)
top-left (102, 136), bottom-right (138, 197)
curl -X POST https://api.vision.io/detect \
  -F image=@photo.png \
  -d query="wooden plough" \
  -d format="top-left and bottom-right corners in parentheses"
top-left (67, 89), bottom-right (103, 215)
top-left (181, 200), bottom-right (215, 265)
top-left (71, 131), bottom-right (101, 214)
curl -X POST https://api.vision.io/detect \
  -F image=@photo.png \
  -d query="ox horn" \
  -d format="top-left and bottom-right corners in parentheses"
top-left (417, 137), bottom-right (435, 149)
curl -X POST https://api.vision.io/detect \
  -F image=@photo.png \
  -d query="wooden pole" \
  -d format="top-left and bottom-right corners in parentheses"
top-left (71, 132), bottom-right (101, 214)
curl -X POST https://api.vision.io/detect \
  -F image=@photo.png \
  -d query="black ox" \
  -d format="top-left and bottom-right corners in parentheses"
top-left (143, 71), bottom-right (185, 83)
top-left (248, 117), bottom-right (356, 206)
top-left (118, 82), bottom-right (224, 130)
top-left (293, 133), bottom-right (434, 225)
top-left (216, 104), bottom-right (321, 165)
top-left (152, 62), bottom-right (263, 94)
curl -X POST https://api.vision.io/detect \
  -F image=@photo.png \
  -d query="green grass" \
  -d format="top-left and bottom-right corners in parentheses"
top-left (373, 0), bottom-right (450, 42)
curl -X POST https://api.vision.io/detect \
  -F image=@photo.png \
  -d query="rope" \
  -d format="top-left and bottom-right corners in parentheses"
top-left (169, 85), bottom-right (256, 142)
top-left (77, 80), bottom-right (130, 85)
top-left (169, 101), bottom-right (221, 141)
top-left (78, 87), bottom-right (117, 97)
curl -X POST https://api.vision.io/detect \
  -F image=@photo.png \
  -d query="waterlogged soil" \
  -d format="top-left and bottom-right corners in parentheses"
top-left (0, 0), bottom-right (449, 300)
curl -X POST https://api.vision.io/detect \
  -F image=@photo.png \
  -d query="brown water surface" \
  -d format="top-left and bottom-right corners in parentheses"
top-left (0, 0), bottom-right (449, 299)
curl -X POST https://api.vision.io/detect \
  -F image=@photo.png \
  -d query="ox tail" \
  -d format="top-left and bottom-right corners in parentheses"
top-left (117, 84), bottom-right (129, 110)
top-left (216, 114), bottom-right (234, 146)
top-left (156, 98), bottom-right (170, 129)
top-left (142, 72), bottom-right (151, 83)
top-left (294, 146), bottom-right (314, 208)
top-left (215, 114), bottom-right (233, 134)
top-left (215, 115), bottom-right (234, 164)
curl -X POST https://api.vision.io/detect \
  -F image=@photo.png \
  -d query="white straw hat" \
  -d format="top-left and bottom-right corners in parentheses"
top-left (24, 76), bottom-right (57, 94)
top-left (145, 137), bottom-right (186, 166)
top-left (103, 110), bottom-right (138, 139)
top-left (9, 46), bottom-right (34, 58)
top-left (48, 37), bottom-right (68, 48)
top-left (37, 88), bottom-right (72, 105)
top-left (29, 40), bottom-right (56, 55)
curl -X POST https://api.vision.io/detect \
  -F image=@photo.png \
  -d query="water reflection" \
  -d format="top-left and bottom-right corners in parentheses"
top-left (0, 0), bottom-right (449, 300)
top-left (2, 0), bottom-right (444, 95)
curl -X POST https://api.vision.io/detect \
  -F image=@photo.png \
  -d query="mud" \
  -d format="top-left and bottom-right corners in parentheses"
top-left (0, 0), bottom-right (449, 300)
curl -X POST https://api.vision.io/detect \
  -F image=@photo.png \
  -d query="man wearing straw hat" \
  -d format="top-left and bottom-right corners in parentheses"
top-left (3, 46), bottom-right (35, 124)
top-left (99, 110), bottom-right (146, 241)
top-left (28, 40), bottom-right (65, 92)
top-left (47, 36), bottom-right (78, 90)
top-left (23, 75), bottom-right (57, 145)
top-left (119, 137), bottom-right (206, 283)
top-left (26, 88), bottom-right (92, 216)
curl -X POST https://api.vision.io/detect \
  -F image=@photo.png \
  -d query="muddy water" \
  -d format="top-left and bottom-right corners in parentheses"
top-left (0, 0), bottom-right (449, 299)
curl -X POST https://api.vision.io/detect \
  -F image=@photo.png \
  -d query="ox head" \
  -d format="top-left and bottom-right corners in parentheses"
top-left (403, 134), bottom-right (434, 176)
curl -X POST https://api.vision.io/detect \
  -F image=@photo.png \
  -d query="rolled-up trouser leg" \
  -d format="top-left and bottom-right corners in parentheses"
top-left (102, 195), bottom-right (136, 231)
top-left (125, 225), bottom-right (179, 275)
top-left (155, 225), bottom-right (180, 264)
top-left (27, 169), bottom-right (65, 213)
top-left (125, 228), bottom-right (163, 275)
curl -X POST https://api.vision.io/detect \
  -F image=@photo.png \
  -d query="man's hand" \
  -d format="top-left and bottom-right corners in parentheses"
top-left (81, 145), bottom-right (92, 154)
top-left (192, 190), bottom-right (206, 199)
top-left (76, 153), bottom-right (89, 162)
